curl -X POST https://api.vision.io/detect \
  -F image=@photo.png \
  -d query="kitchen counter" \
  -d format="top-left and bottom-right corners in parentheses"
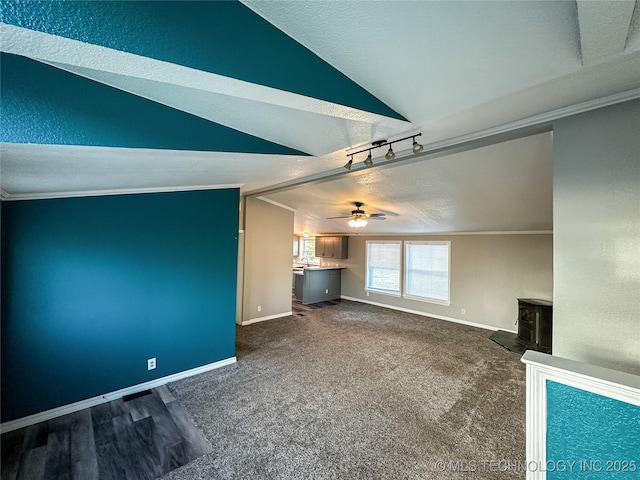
top-left (293, 266), bottom-right (345, 273)
top-left (293, 266), bottom-right (345, 304)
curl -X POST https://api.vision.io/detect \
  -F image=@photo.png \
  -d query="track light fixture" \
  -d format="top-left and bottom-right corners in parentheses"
top-left (346, 133), bottom-right (423, 169)
top-left (412, 136), bottom-right (424, 154)
top-left (385, 146), bottom-right (395, 160)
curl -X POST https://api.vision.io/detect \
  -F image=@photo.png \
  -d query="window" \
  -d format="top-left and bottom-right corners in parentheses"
top-left (299, 238), bottom-right (319, 264)
top-left (366, 241), bottom-right (401, 295)
top-left (404, 241), bottom-right (450, 304)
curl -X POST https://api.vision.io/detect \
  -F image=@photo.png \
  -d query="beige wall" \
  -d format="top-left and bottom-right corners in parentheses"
top-left (341, 234), bottom-right (553, 331)
top-left (242, 197), bottom-right (294, 324)
top-left (553, 99), bottom-right (640, 375)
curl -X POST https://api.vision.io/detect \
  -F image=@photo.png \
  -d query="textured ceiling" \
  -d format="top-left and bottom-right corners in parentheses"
top-left (261, 131), bottom-right (554, 235)
top-left (1, 0), bottom-right (639, 234)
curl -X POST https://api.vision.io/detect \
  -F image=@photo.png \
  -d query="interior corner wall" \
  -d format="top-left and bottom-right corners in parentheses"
top-left (0, 189), bottom-right (239, 422)
top-left (341, 233), bottom-right (553, 331)
top-left (552, 99), bottom-right (640, 376)
top-left (242, 197), bottom-right (294, 323)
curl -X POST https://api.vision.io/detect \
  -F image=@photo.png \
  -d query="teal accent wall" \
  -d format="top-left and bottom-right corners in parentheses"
top-left (0, 53), bottom-right (305, 154)
top-left (546, 380), bottom-right (640, 479)
top-left (1, 189), bottom-right (239, 422)
top-left (1, 0), bottom-right (405, 121)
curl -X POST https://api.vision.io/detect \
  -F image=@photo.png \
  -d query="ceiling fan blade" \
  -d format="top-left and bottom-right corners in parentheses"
top-left (366, 213), bottom-right (386, 218)
top-left (326, 215), bottom-right (353, 219)
top-left (368, 216), bottom-right (386, 220)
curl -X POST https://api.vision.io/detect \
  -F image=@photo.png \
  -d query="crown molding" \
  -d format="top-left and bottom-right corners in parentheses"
top-left (335, 230), bottom-right (553, 237)
top-left (0, 184), bottom-right (243, 201)
top-left (246, 88), bottom-right (640, 197)
top-left (255, 196), bottom-right (297, 212)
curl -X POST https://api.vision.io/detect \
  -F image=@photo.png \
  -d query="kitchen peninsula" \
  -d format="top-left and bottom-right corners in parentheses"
top-left (293, 266), bottom-right (345, 304)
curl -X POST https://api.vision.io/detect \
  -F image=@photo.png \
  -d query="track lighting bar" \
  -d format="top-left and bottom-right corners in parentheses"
top-left (346, 133), bottom-right (423, 168)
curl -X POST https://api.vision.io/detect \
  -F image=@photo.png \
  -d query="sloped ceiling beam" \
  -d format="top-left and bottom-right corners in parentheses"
top-left (577, 0), bottom-right (637, 65)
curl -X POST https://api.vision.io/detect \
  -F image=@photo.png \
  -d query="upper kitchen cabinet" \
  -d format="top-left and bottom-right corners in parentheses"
top-left (315, 236), bottom-right (348, 259)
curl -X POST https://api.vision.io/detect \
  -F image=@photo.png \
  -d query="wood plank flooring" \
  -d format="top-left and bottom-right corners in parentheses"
top-left (1, 386), bottom-right (211, 480)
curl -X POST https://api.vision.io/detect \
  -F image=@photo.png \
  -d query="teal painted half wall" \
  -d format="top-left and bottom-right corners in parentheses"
top-left (1, 189), bottom-right (239, 422)
top-left (546, 380), bottom-right (640, 479)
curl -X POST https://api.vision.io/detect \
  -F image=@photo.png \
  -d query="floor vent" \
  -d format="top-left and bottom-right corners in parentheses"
top-left (123, 389), bottom-right (153, 402)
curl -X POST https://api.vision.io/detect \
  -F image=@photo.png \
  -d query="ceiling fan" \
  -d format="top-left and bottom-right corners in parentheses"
top-left (327, 202), bottom-right (386, 228)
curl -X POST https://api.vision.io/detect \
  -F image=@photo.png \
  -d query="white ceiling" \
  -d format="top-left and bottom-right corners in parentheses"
top-left (2, 1), bottom-right (640, 234)
top-left (261, 131), bottom-right (554, 235)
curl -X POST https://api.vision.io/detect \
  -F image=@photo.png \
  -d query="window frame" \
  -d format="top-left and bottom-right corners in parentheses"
top-left (299, 237), bottom-right (320, 265)
top-left (403, 240), bottom-right (451, 305)
top-left (365, 240), bottom-right (402, 297)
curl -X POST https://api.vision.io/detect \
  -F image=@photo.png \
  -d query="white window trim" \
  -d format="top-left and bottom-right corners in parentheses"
top-left (365, 240), bottom-right (402, 296)
top-left (299, 237), bottom-right (320, 265)
top-left (366, 288), bottom-right (402, 298)
top-left (402, 240), bottom-right (451, 306)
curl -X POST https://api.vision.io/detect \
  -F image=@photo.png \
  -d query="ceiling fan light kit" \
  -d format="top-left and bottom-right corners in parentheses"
top-left (348, 217), bottom-right (368, 228)
top-left (327, 201), bottom-right (386, 228)
top-left (347, 133), bottom-right (422, 168)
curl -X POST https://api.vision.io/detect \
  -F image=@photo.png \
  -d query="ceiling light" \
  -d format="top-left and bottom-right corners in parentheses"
top-left (344, 156), bottom-right (353, 171)
top-left (363, 151), bottom-right (373, 167)
top-left (412, 136), bottom-right (424, 154)
top-left (385, 146), bottom-right (395, 160)
top-left (348, 217), bottom-right (368, 228)
top-left (303, 231), bottom-right (310, 237)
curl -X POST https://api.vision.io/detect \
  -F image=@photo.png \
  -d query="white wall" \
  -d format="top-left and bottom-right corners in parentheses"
top-left (341, 233), bottom-right (553, 331)
top-left (242, 197), bottom-right (294, 324)
top-left (553, 99), bottom-right (640, 375)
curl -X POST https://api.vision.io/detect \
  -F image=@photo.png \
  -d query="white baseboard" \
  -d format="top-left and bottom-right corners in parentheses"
top-left (340, 295), bottom-right (513, 332)
top-left (0, 356), bottom-right (237, 434)
top-left (242, 311), bottom-right (292, 325)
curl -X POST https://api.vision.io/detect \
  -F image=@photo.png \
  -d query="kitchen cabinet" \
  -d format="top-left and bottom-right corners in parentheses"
top-left (294, 267), bottom-right (344, 304)
top-left (315, 236), bottom-right (348, 259)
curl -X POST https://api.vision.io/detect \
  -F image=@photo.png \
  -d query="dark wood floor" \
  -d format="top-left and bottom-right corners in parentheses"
top-left (1, 385), bottom-right (211, 480)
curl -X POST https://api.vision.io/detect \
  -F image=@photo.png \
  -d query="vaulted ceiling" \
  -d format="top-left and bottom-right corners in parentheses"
top-left (2, 1), bottom-right (639, 234)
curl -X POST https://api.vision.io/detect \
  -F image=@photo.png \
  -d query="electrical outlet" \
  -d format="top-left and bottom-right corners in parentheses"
top-left (366, 291), bottom-right (370, 297)
top-left (325, 289), bottom-right (329, 294)
top-left (257, 305), bottom-right (262, 312)
top-left (461, 309), bottom-right (466, 315)
top-left (147, 357), bottom-right (156, 370)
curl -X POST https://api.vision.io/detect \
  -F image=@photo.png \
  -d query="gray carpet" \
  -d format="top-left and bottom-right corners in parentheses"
top-left (162, 300), bottom-right (526, 479)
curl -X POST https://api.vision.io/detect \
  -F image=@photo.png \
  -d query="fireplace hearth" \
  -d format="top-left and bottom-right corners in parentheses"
top-left (490, 298), bottom-right (553, 354)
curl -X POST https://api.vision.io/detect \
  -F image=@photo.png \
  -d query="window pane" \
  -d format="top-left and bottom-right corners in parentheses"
top-left (366, 241), bottom-right (401, 295)
top-left (405, 242), bottom-right (450, 302)
top-left (301, 238), bottom-right (319, 263)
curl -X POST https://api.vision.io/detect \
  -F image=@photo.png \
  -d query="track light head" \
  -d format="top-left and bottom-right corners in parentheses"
top-left (344, 157), bottom-right (353, 170)
top-left (385, 146), bottom-right (395, 160)
top-left (363, 151), bottom-right (373, 167)
top-left (412, 137), bottom-right (424, 154)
